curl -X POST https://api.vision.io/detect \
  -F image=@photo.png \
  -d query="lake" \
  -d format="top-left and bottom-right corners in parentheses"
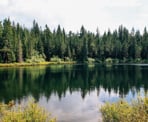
top-left (0, 64), bottom-right (147, 122)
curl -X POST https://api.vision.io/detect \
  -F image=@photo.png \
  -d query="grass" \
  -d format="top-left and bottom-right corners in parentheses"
top-left (0, 98), bottom-right (56, 122)
top-left (0, 61), bottom-right (76, 67)
top-left (100, 96), bottom-right (148, 122)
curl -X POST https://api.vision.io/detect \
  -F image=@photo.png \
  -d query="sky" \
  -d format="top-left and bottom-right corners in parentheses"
top-left (0, 0), bottom-right (148, 34)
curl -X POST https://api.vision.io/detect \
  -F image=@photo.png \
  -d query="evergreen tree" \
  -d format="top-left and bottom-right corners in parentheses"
top-left (141, 27), bottom-right (148, 59)
top-left (0, 21), bottom-right (3, 48)
top-left (80, 26), bottom-right (88, 61)
top-left (43, 25), bottom-right (53, 61)
top-left (16, 23), bottom-right (23, 62)
top-left (0, 21), bottom-right (2, 39)
top-left (0, 18), bottom-right (147, 63)
top-left (0, 18), bottom-right (15, 62)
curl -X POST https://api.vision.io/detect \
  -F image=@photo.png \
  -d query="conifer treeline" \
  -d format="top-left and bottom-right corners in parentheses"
top-left (0, 18), bottom-right (148, 63)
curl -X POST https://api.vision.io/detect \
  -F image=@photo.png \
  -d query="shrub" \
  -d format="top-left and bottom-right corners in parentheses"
top-left (0, 99), bottom-right (56, 122)
top-left (100, 97), bottom-right (148, 122)
top-left (26, 55), bottom-right (45, 63)
top-left (64, 57), bottom-right (72, 62)
top-left (26, 50), bottom-right (46, 63)
top-left (87, 58), bottom-right (95, 64)
top-left (105, 58), bottom-right (113, 64)
top-left (134, 58), bottom-right (141, 63)
top-left (50, 56), bottom-right (62, 63)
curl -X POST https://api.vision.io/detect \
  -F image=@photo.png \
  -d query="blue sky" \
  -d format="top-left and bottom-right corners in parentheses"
top-left (0, 0), bottom-right (148, 33)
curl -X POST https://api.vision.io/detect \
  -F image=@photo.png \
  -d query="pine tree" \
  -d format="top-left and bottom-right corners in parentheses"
top-left (141, 27), bottom-right (148, 59)
top-left (0, 21), bottom-right (3, 50)
top-left (43, 25), bottom-right (53, 61)
top-left (15, 23), bottom-right (23, 62)
top-left (0, 18), bottom-right (15, 62)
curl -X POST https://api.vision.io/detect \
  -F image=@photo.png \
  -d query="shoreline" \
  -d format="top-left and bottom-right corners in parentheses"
top-left (0, 61), bottom-right (147, 67)
top-left (0, 61), bottom-right (76, 67)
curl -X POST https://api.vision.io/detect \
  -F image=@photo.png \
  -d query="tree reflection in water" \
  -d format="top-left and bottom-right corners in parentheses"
top-left (0, 64), bottom-right (147, 103)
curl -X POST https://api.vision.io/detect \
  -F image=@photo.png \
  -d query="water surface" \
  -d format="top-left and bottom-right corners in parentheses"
top-left (0, 64), bottom-right (147, 122)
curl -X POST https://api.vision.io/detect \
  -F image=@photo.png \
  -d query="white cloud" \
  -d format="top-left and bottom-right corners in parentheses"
top-left (105, 0), bottom-right (141, 8)
top-left (0, 0), bottom-right (148, 33)
top-left (0, 0), bottom-right (9, 6)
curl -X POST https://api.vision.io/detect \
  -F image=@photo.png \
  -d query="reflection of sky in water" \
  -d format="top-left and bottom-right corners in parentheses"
top-left (37, 87), bottom-right (145, 122)
top-left (39, 90), bottom-right (101, 122)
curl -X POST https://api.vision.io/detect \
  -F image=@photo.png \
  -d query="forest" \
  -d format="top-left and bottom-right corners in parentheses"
top-left (0, 18), bottom-right (148, 63)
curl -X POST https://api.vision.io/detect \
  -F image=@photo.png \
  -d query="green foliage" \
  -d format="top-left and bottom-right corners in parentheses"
top-left (87, 57), bottom-right (95, 64)
top-left (0, 18), bottom-right (148, 63)
top-left (101, 97), bottom-right (148, 122)
top-left (0, 98), bottom-right (56, 122)
top-left (50, 56), bottom-right (62, 63)
top-left (26, 50), bottom-right (45, 63)
top-left (26, 55), bottom-right (45, 63)
top-left (64, 57), bottom-right (72, 61)
top-left (0, 48), bottom-right (15, 63)
top-left (105, 58), bottom-right (113, 64)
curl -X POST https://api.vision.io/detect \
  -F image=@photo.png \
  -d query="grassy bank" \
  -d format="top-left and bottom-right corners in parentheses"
top-left (100, 97), bottom-right (148, 122)
top-left (0, 99), bottom-right (56, 122)
top-left (0, 61), bottom-right (76, 67)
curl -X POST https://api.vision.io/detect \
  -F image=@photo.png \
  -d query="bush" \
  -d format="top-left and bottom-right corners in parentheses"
top-left (26, 57), bottom-right (45, 63)
top-left (26, 55), bottom-right (46, 63)
top-left (26, 50), bottom-right (46, 63)
top-left (0, 99), bottom-right (56, 122)
top-left (100, 97), bottom-right (148, 122)
top-left (105, 58), bottom-right (113, 64)
top-left (50, 56), bottom-right (62, 63)
top-left (64, 57), bottom-right (72, 62)
top-left (87, 58), bottom-right (95, 64)
top-left (134, 58), bottom-right (141, 63)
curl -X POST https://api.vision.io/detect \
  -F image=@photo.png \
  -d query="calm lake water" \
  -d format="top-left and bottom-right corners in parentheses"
top-left (0, 64), bottom-right (147, 122)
